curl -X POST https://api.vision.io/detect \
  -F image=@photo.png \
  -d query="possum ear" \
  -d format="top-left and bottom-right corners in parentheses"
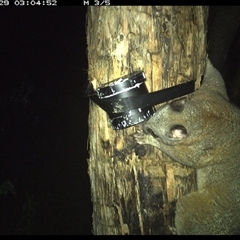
top-left (169, 97), bottom-right (187, 112)
top-left (169, 125), bottom-right (188, 140)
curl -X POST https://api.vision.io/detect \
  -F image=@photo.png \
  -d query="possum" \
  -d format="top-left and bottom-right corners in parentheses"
top-left (134, 59), bottom-right (240, 235)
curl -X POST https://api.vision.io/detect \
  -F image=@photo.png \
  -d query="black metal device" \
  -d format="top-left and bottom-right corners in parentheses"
top-left (88, 71), bottom-right (155, 130)
top-left (88, 71), bottom-right (195, 130)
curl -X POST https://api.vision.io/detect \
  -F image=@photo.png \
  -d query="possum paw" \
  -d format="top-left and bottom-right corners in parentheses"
top-left (134, 144), bottom-right (147, 158)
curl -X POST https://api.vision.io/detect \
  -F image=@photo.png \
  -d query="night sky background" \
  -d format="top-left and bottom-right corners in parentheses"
top-left (1, 7), bottom-right (91, 234)
top-left (1, 6), bottom-right (240, 235)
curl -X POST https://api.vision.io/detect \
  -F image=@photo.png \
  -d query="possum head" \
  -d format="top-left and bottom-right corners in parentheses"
top-left (144, 97), bottom-right (189, 143)
top-left (137, 60), bottom-right (240, 168)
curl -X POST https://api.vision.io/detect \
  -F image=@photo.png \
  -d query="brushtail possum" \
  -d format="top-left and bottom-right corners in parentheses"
top-left (134, 59), bottom-right (240, 235)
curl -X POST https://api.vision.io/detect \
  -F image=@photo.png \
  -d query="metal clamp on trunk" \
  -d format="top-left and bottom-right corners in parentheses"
top-left (88, 71), bottom-right (195, 130)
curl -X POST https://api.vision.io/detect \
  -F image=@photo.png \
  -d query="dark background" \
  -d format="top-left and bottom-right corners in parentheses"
top-left (0, 7), bottom-right (91, 234)
top-left (0, 6), bottom-right (240, 235)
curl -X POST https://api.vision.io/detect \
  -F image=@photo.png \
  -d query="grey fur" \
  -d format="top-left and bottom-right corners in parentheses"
top-left (134, 59), bottom-right (240, 234)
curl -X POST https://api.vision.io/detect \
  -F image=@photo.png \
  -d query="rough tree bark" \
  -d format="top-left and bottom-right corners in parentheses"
top-left (87, 6), bottom-right (208, 235)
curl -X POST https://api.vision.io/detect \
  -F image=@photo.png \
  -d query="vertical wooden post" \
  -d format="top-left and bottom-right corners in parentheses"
top-left (87, 6), bottom-right (208, 234)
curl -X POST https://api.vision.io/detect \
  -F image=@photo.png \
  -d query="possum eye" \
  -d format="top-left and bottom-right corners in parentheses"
top-left (169, 125), bottom-right (187, 139)
top-left (169, 97), bottom-right (187, 112)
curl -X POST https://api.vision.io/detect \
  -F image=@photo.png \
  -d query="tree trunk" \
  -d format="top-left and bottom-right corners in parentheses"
top-left (87, 6), bottom-right (208, 235)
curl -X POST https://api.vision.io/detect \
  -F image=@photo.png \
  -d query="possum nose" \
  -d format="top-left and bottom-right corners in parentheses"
top-left (144, 127), bottom-right (159, 138)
